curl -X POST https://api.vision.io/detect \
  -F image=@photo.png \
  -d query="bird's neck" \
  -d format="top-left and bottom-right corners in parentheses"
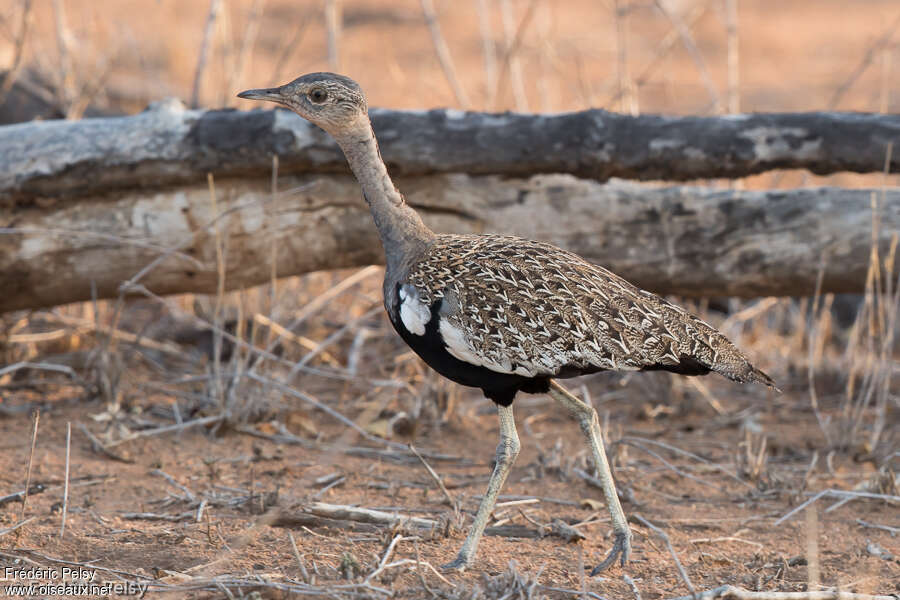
top-left (334, 121), bottom-right (435, 274)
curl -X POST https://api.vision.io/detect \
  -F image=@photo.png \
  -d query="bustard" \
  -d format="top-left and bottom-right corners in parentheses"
top-left (238, 73), bottom-right (776, 573)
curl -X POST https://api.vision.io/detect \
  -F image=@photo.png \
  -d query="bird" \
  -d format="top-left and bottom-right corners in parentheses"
top-left (237, 73), bottom-right (776, 574)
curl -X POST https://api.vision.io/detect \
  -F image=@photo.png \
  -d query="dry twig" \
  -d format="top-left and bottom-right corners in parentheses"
top-left (296, 501), bottom-right (438, 529)
top-left (59, 422), bottom-right (71, 540)
top-left (829, 11), bottom-right (900, 109)
top-left (288, 532), bottom-right (310, 582)
top-left (18, 410), bottom-right (40, 528)
top-left (325, 0), bottom-right (341, 71)
top-left (652, 0), bottom-right (721, 113)
top-left (856, 518), bottom-right (899, 535)
top-left (420, 0), bottom-right (470, 108)
top-left (774, 489), bottom-right (900, 526)
top-left (493, 0), bottom-right (537, 111)
top-left (191, 0), bottom-right (223, 108)
top-left (633, 514), bottom-right (696, 598)
top-left (409, 444), bottom-right (456, 508)
top-left (0, 517), bottom-right (36, 538)
top-left (624, 574), bottom-right (643, 600)
top-left (666, 587), bottom-right (895, 600)
top-left (0, 0), bottom-right (34, 100)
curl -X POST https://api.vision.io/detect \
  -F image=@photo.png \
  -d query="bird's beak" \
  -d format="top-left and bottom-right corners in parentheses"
top-left (236, 87), bottom-right (285, 104)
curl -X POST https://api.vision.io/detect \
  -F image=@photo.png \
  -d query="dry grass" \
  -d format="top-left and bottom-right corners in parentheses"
top-left (0, 0), bottom-right (898, 597)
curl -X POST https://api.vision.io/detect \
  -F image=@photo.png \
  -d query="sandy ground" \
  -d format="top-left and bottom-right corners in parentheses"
top-left (1, 0), bottom-right (898, 597)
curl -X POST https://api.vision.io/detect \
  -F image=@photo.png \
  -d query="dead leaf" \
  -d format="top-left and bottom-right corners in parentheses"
top-left (580, 498), bottom-right (605, 511)
top-left (285, 410), bottom-right (318, 437)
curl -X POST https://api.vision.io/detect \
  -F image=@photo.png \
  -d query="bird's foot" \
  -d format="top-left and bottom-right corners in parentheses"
top-left (589, 529), bottom-right (633, 575)
top-left (440, 554), bottom-right (470, 573)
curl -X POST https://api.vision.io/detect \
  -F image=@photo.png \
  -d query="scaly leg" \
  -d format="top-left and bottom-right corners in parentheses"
top-left (442, 403), bottom-right (520, 571)
top-left (548, 379), bottom-right (632, 573)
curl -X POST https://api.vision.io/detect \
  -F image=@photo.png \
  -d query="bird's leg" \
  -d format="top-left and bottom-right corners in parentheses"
top-left (548, 379), bottom-right (632, 574)
top-left (441, 403), bottom-right (520, 572)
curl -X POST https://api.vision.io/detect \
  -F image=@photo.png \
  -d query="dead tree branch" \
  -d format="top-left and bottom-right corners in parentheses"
top-left (3, 175), bottom-right (898, 312)
top-left (3, 104), bottom-right (899, 205)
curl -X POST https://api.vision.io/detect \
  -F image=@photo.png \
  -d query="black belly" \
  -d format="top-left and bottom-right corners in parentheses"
top-left (388, 295), bottom-right (549, 406)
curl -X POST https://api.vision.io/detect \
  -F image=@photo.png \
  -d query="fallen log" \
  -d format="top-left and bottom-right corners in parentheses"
top-left (2, 175), bottom-right (897, 312)
top-left (3, 102), bottom-right (899, 204)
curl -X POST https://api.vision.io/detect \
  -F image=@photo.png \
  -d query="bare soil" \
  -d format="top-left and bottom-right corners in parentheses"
top-left (1, 303), bottom-right (897, 598)
top-left (0, 0), bottom-right (898, 597)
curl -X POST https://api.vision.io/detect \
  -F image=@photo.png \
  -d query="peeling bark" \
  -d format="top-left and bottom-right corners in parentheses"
top-left (2, 174), bottom-right (897, 312)
top-left (3, 103), bottom-right (899, 205)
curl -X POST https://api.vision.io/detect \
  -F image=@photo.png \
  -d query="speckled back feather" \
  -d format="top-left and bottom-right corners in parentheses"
top-left (406, 234), bottom-right (775, 387)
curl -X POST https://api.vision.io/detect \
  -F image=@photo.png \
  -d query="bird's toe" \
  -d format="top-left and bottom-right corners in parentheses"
top-left (589, 529), bottom-right (632, 575)
top-left (440, 555), bottom-right (469, 573)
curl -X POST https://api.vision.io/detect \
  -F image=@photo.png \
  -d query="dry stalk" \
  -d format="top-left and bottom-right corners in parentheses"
top-left (18, 410), bottom-right (40, 529)
top-left (50, 0), bottom-right (74, 112)
top-left (409, 444), bottom-right (457, 508)
top-left (102, 415), bottom-right (224, 448)
top-left (420, 0), bottom-right (470, 108)
top-left (725, 0), bottom-right (740, 114)
top-left (0, 361), bottom-right (79, 380)
top-left (35, 313), bottom-right (183, 359)
top-left (249, 265), bottom-right (380, 372)
top-left (855, 518), bottom-right (899, 535)
top-left (652, 0), bottom-right (721, 113)
top-left (325, 0), bottom-right (341, 71)
top-left (413, 539), bottom-right (438, 597)
top-left (494, 0), bottom-right (536, 111)
top-left (252, 313), bottom-right (339, 364)
top-left (59, 421), bottom-right (71, 540)
top-left (805, 506), bottom-right (820, 592)
top-left (288, 532), bottom-right (311, 582)
top-left (613, 0), bottom-right (638, 115)
top-left (622, 439), bottom-right (719, 490)
top-left (624, 574), bottom-right (643, 600)
top-left (217, 1), bottom-right (233, 109)
top-left (666, 587), bottom-right (896, 600)
top-left (829, 10), bottom-right (900, 109)
top-left (191, 0), bottom-right (223, 108)
top-left (838, 145), bottom-right (898, 455)
top-left (244, 371), bottom-right (407, 450)
top-left (268, 154), bottom-right (279, 314)
top-left (534, 1), bottom-right (554, 112)
top-left (0, 517), bottom-right (37, 538)
top-left (224, 0), bottom-right (264, 107)
top-left (289, 305), bottom-right (382, 374)
top-left (605, 0), bottom-right (713, 107)
top-left (269, 14), bottom-right (311, 83)
top-left (207, 172), bottom-right (227, 412)
top-left (633, 514), bottom-right (696, 598)
top-left (807, 252), bottom-right (833, 446)
top-left (775, 489), bottom-right (900, 526)
top-left (475, 0), bottom-right (498, 101)
top-left (365, 534), bottom-right (407, 583)
top-left (0, 0), bottom-right (34, 100)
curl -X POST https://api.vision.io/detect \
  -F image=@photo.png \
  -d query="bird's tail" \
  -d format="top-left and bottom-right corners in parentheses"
top-left (746, 365), bottom-right (780, 392)
top-left (715, 359), bottom-right (779, 392)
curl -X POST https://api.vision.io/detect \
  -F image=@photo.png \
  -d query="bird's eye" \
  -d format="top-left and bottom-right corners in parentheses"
top-left (309, 88), bottom-right (328, 103)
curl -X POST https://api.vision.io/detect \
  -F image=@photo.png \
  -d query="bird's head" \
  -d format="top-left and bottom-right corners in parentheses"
top-left (237, 72), bottom-right (368, 135)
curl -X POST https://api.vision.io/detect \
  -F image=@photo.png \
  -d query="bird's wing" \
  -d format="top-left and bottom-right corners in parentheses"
top-left (403, 234), bottom-right (770, 385)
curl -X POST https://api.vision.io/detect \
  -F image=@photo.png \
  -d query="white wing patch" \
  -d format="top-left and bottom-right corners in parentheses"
top-left (438, 317), bottom-right (537, 377)
top-left (398, 284), bottom-right (431, 336)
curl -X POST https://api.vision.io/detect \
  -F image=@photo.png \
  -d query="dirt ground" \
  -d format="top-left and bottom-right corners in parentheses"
top-left (0, 338), bottom-right (897, 598)
top-left (1, 0), bottom-right (899, 598)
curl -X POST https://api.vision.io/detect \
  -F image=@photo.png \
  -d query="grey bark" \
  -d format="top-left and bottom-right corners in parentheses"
top-left (2, 174), bottom-right (897, 312)
top-left (2, 101), bottom-right (899, 205)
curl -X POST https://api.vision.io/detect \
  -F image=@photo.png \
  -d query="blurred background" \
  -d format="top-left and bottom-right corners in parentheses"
top-left (0, 1), bottom-right (897, 596)
top-left (3, 1), bottom-right (898, 114)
